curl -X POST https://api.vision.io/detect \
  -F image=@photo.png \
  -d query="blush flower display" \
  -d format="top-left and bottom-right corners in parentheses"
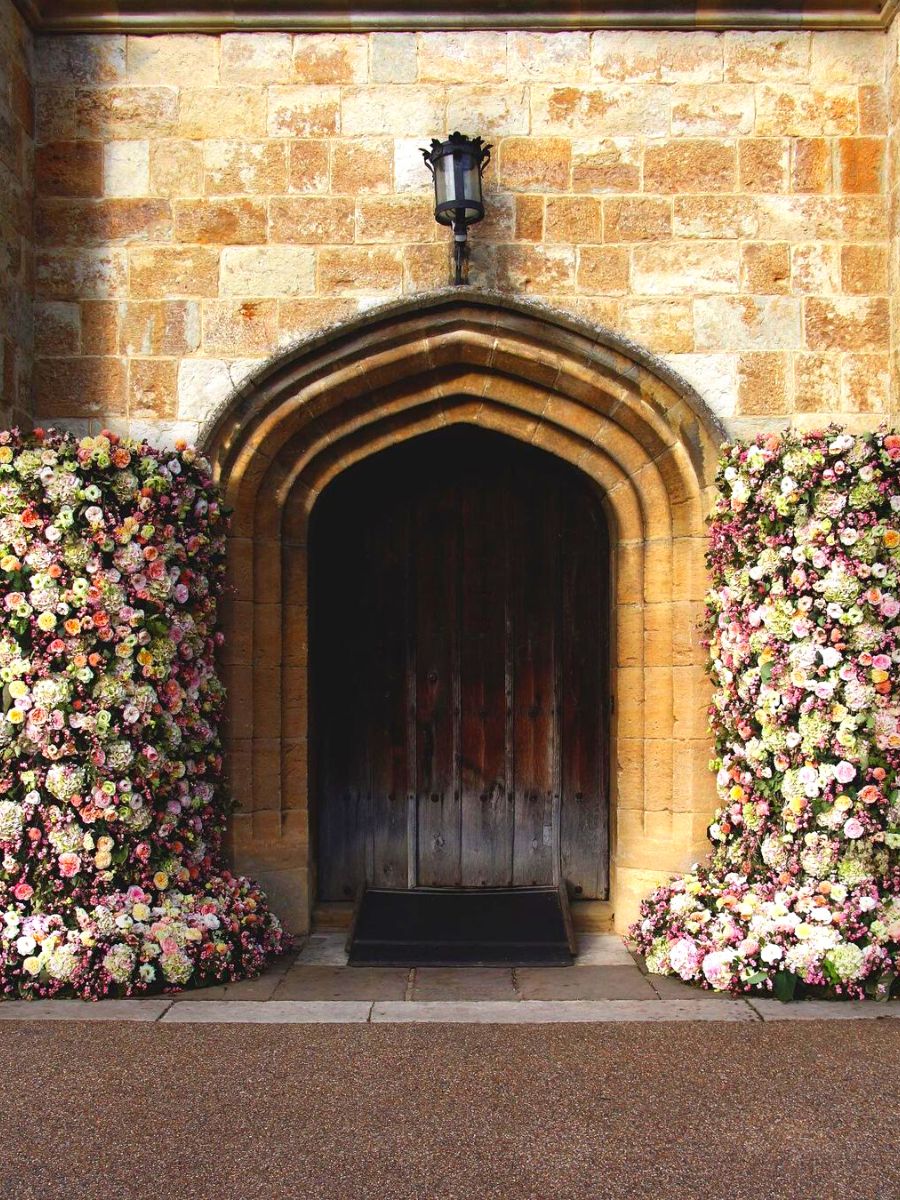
top-left (632, 429), bottom-right (900, 1000)
top-left (0, 429), bottom-right (285, 999)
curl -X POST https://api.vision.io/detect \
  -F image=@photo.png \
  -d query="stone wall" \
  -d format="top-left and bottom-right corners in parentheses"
top-left (28, 28), bottom-right (893, 444)
top-left (0, 0), bottom-right (33, 426)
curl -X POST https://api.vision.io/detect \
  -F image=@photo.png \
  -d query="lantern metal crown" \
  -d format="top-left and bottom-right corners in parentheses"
top-left (421, 131), bottom-right (492, 286)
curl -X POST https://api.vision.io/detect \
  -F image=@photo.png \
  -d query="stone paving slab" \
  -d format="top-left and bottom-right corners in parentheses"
top-left (411, 967), bottom-right (519, 1000)
top-left (295, 934), bottom-right (348, 966)
top-left (0, 998), bottom-right (173, 1021)
top-left (272, 965), bottom-right (409, 1001)
top-left (645, 972), bottom-right (738, 1001)
top-left (571, 935), bottom-right (636, 966)
top-left (517, 964), bottom-right (658, 1001)
top-left (748, 997), bottom-right (900, 1021)
top-left (160, 1000), bottom-right (372, 1023)
top-left (370, 999), bottom-right (759, 1023)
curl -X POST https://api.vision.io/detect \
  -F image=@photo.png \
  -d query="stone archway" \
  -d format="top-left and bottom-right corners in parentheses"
top-left (202, 288), bottom-right (725, 934)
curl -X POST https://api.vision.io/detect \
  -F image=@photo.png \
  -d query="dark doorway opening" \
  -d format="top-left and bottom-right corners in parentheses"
top-left (310, 426), bottom-right (610, 904)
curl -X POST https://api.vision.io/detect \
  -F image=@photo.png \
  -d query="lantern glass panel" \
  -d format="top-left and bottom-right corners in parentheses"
top-left (434, 155), bottom-right (456, 207)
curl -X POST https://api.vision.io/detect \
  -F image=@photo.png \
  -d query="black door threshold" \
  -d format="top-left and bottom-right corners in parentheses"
top-left (347, 884), bottom-right (577, 966)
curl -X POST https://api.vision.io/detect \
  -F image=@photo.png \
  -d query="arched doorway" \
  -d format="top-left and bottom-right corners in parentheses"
top-left (310, 427), bottom-right (610, 904)
top-left (202, 289), bottom-right (725, 934)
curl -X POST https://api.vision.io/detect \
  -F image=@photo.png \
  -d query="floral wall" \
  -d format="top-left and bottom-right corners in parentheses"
top-left (0, 0), bottom-right (34, 428)
top-left (23, 27), bottom-right (895, 445)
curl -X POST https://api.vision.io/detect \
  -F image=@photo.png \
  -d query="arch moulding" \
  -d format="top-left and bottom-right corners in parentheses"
top-left (202, 288), bottom-right (726, 935)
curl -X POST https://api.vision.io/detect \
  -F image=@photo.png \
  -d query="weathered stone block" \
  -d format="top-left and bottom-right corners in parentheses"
top-left (288, 141), bottom-right (329, 193)
top-left (841, 352), bottom-right (889, 413)
top-left (103, 140), bottom-right (149, 197)
top-left (755, 85), bottom-right (857, 137)
top-left (840, 242), bottom-right (888, 294)
top-left (591, 30), bottom-right (722, 83)
top-left (331, 139), bottom-right (393, 194)
top-left (643, 138), bottom-right (735, 193)
top-left (695, 296), bottom-right (801, 351)
top-left (221, 33), bottom-right (294, 83)
top-left (269, 196), bottom-right (355, 244)
top-left (317, 246), bottom-right (403, 295)
top-left (836, 137), bottom-right (885, 194)
top-left (80, 300), bottom-right (118, 354)
top-left (810, 30), bottom-right (884, 85)
top-left (341, 86), bottom-right (443, 137)
top-left (129, 245), bottom-right (220, 298)
top-left (794, 351), bottom-right (841, 412)
top-left (790, 137), bottom-right (831, 193)
top-left (370, 33), bottom-right (417, 84)
top-left (37, 198), bottom-right (172, 246)
top-left (35, 356), bottom-right (126, 417)
top-left (508, 32), bottom-right (590, 82)
top-left (417, 31), bottom-right (507, 82)
top-left (202, 300), bottom-right (279, 355)
top-left (35, 140), bottom-right (103, 198)
top-left (498, 137), bottom-right (571, 192)
top-left (670, 85), bottom-right (754, 136)
top-left (544, 196), bottom-right (601, 243)
top-left (736, 351), bottom-right (789, 415)
top-left (620, 298), bottom-right (693, 353)
top-left (531, 85), bottom-right (669, 137)
top-left (36, 248), bottom-right (128, 300)
top-left (36, 35), bottom-right (126, 85)
top-left (179, 88), bottom-right (266, 139)
top-left (603, 197), bottom-right (671, 242)
top-left (575, 245), bottom-right (628, 294)
top-left (673, 195), bottom-right (758, 240)
top-left (356, 196), bottom-right (434, 243)
top-left (75, 86), bottom-right (177, 138)
top-left (515, 195), bottom-right (544, 241)
top-left (791, 242), bottom-right (840, 294)
top-left (149, 139), bottom-right (204, 197)
top-left (126, 34), bottom-right (219, 86)
top-left (204, 140), bottom-right (288, 196)
top-left (278, 298), bottom-right (358, 340)
top-left (34, 301), bottom-right (80, 355)
top-left (446, 85), bottom-right (529, 138)
top-left (127, 357), bottom-right (177, 418)
top-left (740, 242), bottom-right (790, 294)
top-left (804, 296), bottom-right (890, 351)
top-left (220, 246), bottom-right (316, 297)
top-left (632, 242), bottom-right (739, 295)
top-left (176, 356), bottom-right (261, 422)
top-left (572, 138), bottom-right (639, 193)
top-left (723, 31), bottom-right (810, 82)
top-left (173, 198), bottom-right (266, 244)
top-left (490, 244), bottom-right (575, 293)
top-left (293, 33), bottom-right (368, 84)
top-left (268, 86), bottom-right (340, 137)
top-left (119, 300), bottom-right (201, 355)
top-left (738, 138), bottom-right (788, 193)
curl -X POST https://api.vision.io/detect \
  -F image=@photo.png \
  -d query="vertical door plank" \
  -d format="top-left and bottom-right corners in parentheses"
top-left (510, 470), bottom-right (558, 887)
top-left (560, 489), bottom-right (609, 899)
top-left (366, 496), bottom-right (410, 889)
top-left (460, 475), bottom-right (514, 886)
top-left (415, 480), bottom-right (462, 886)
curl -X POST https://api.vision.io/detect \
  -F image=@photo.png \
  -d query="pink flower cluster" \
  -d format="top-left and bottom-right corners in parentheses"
top-left (0, 429), bottom-right (285, 999)
top-left (631, 429), bottom-right (900, 1000)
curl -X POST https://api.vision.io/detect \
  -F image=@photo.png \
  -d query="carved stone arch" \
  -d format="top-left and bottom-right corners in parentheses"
top-left (202, 288), bottom-right (725, 933)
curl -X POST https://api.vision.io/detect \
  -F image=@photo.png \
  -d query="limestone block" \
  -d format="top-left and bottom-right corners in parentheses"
top-left (277, 298), bottom-right (359, 341)
top-left (341, 85), bottom-right (443, 137)
top-left (179, 87), bottom-right (266, 139)
top-left (544, 196), bottom-right (601, 244)
top-left (417, 31), bottom-right (507, 82)
top-left (36, 35), bottom-right (126, 85)
top-left (755, 85), bottom-right (858, 137)
top-left (490, 245), bottom-right (575, 294)
top-left (738, 138), bottom-right (788, 193)
top-left (663, 353), bottom-right (737, 425)
top-left (149, 139), bottom-right (203, 198)
top-left (75, 86), bottom-right (177, 138)
top-left (220, 246), bottom-right (316, 297)
top-left (508, 32), bottom-right (590, 82)
top-left (370, 33), bottom-right (417, 84)
top-left (670, 85), bottom-right (754, 136)
top-left (204, 140), bottom-right (287, 196)
top-left (119, 299), bottom-right (201, 355)
top-left (531, 85), bottom-right (669, 137)
top-left (221, 33), bottom-right (293, 83)
top-left (804, 296), bottom-right (890, 351)
top-left (446, 85), bottom-right (529, 138)
top-left (603, 197), bottom-right (671, 242)
top-left (644, 138), bottom-right (735, 193)
top-left (859, 85), bottom-right (888, 135)
top-left (269, 196), bottom-right (354, 244)
top-left (498, 137), bottom-right (571, 192)
top-left (201, 300), bottom-right (278, 355)
top-left (317, 247), bottom-right (403, 295)
top-left (288, 141), bottom-right (329, 193)
top-left (356, 196), bottom-right (434, 244)
top-left (173, 198), bottom-right (266, 244)
top-left (841, 243), bottom-right (888, 294)
top-left (572, 138), bottom-right (640, 193)
top-left (81, 301), bottom-right (118, 354)
top-left (394, 138), bottom-right (432, 193)
top-left (620, 299), bottom-right (693, 354)
top-left (631, 242), bottom-right (739, 295)
top-left (591, 30), bottom-right (723, 84)
top-left (790, 137), bottom-right (831, 192)
top-left (268, 85), bottom-right (340, 137)
top-left (723, 31), bottom-right (810, 83)
top-left (810, 31), bottom-right (885, 85)
top-left (794, 352), bottom-right (841, 412)
top-left (837, 137), bottom-right (885, 195)
top-left (34, 301), bottom-right (80, 355)
top-left (128, 358), bottom-right (177, 419)
top-left (103, 140), bottom-right (149, 197)
top-left (695, 296), bottom-right (801, 351)
top-left (35, 356), bottom-right (126, 417)
top-left (736, 351), bottom-right (790, 416)
top-left (129, 245), bottom-right (220, 298)
top-left (331, 139), bottom-right (392, 194)
top-left (740, 242), bottom-right (790, 294)
top-left (674, 196), bottom-right (758, 240)
top-left (515, 195), bottom-right (544, 241)
top-left (671, 665), bottom-right (711, 740)
top-left (36, 248), bottom-right (128, 300)
top-left (575, 246), bottom-right (628, 294)
top-left (37, 198), bottom-right (172, 246)
top-left (126, 35), bottom-right (219, 86)
top-left (35, 140), bottom-right (103, 198)
top-left (841, 352), bottom-right (890, 413)
top-left (35, 87), bottom-right (77, 142)
top-left (293, 33), bottom-right (368, 84)
top-left (176, 356), bottom-right (261, 422)
top-left (791, 242), bottom-right (840, 294)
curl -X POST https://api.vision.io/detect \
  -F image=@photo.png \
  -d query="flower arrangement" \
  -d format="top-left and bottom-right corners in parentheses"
top-left (0, 428), bottom-right (285, 999)
top-left (632, 429), bottom-right (900, 1000)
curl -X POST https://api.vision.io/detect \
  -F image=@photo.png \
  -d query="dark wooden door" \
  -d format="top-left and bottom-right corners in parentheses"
top-left (311, 428), bottom-right (609, 902)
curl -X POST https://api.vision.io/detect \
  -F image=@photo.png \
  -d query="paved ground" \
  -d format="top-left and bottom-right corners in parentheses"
top-left (2, 935), bottom-right (898, 1023)
top-left (0, 1019), bottom-right (897, 1200)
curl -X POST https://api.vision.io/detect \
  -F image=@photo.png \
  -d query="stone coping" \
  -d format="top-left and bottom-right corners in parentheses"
top-left (13, 0), bottom-right (900, 33)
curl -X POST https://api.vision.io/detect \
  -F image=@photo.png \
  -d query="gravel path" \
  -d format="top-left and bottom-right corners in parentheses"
top-left (2, 1020), bottom-right (897, 1200)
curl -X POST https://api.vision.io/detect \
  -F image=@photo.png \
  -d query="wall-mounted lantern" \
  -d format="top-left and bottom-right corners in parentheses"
top-left (421, 131), bottom-right (492, 286)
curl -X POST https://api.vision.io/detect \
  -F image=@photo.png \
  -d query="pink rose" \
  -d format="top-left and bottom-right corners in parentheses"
top-left (843, 818), bottom-right (864, 839)
top-left (58, 852), bottom-right (80, 878)
top-left (13, 882), bottom-right (33, 901)
top-left (835, 761), bottom-right (856, 785)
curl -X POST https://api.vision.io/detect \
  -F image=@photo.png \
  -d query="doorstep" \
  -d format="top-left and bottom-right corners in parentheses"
top-left (0, 935), bottom-right (898, 1023)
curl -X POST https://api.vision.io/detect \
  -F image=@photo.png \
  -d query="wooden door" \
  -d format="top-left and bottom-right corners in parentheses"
top-left (311, 428), bottom-right (609, 902)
